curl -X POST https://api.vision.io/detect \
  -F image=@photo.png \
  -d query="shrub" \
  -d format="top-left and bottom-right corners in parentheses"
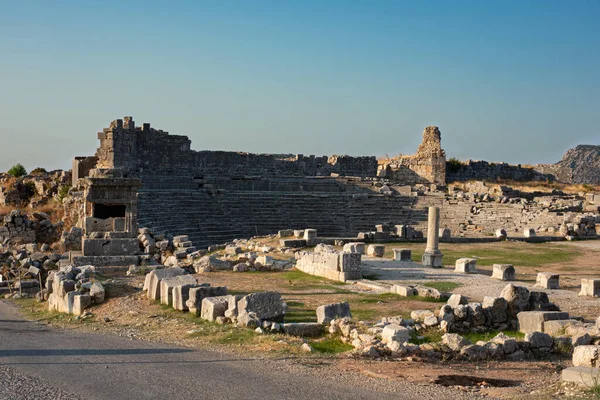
top-left (7, 163), bottom-right (27, 177)
top-left (57, 185), bottom-right (71, 203)
top-left (446, 158), bottom-right (463, 173)
top-left (30, 167), bottom-right (47, 175)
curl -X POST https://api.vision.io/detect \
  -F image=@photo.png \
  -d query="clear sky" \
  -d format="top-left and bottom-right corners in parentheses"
top-left (1, 0), bottom-right (598, 171)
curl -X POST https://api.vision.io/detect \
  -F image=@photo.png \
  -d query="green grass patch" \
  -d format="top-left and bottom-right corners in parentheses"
top-left (309, 337), bottom-right (354, 354)
top-left (462, 330), bottom-right (524, 343)
top-left (410, 330), bottom-right (444, 345)
top-left (210, 327), bottom-right (256, 345)
top-left (285, 301), bottom-right (317, 323)
top-left (383, 242), bottom-right (582, 268)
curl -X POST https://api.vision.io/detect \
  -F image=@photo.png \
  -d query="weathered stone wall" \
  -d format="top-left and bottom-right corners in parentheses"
top-left (93, 117), bottom-right (377, 179)
top-left (446, 160), bottom-right (568, 183)
top-left (384, 126), bottom-right (447, 185)
top-left (0, 210), bottom-right (63, 245)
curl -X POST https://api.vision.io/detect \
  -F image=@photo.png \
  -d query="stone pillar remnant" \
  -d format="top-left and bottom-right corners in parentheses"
top-left (422, 206), bottom-right (443, 268)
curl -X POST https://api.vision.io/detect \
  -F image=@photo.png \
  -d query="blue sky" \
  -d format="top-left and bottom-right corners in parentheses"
top-left (0, 0), bottom-right (598, 171)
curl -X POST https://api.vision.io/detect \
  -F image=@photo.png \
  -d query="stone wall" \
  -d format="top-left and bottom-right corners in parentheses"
top-left (383, 126), bottom-right (447, 185)
top-left (446, 160), bottom-right (568, 183)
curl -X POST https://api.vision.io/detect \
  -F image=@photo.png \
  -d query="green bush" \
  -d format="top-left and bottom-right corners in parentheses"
top-left (57, 185), bottom-right (71, 203)
top-left (7, 163), bottom-right (27, 177)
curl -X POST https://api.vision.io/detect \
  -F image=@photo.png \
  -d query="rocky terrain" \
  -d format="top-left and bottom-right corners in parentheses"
top-left (557, 145), bottom-right (600, 185)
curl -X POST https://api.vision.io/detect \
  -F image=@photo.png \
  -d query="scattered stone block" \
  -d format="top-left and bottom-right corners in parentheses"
top-left (392, 285), bottom-right (416, 297)
top-left (89, 282), bottom-right (105, 304)
top-left (225, 245), bottom-right (242, 255)
top-left (73, 294), bottom-right (91, 316)
top-left (573, 345), bottom-right (600, 367)
top-left (535, 272), bottom-right (559, 289)
top-left (303, 229), bottom-right (317, 245)
top-left (525, 331), bottom-right (553, 349)
top-left (201, 296), bottom-right (230, 322)
top-left (495, 229), bottom-right (507, 239)
top-left (482, 296), bottom-right (508, 323)
top-left (279, 239), bottom-right (307, 248)
top-left (160, 275), bottom-right (197, 306)
top-left (524, 228), bottom-right (536, 238)
top-left (392, 249), bottom-right (411, 262)
top-left (316, 301), bottom-right (352, 324)
top-left (381, 324), bottom-right (410, 345)
top-left (237, 292), bottom-right (286, 322)
top-left (447, 294), bottom-right (468, 307)
top-left (186, 286), bottom-right (228, 316)
top-left (146, 267), bottom-right (185, 301)
top-left (517, 311), bottom-right (570, 333)
top-left (442, 333), bottom-right (470, 351)
top-left (492, 264), bottom-right (515, 281)
top-left (366, 245), bottom-right (385, 257)
top-left (282, 323), bottom-right (323, 337)
top-left (277, 229), bottom-right (294, 238)
top-left (455, 258), bottom-right (477, 274)
top-left (343, 242), bottom-right (365, 254)
top-left (543, 319), bottom-right (582, 336)
top-left (293, 230), bottom-right (304, 238)
top-left (172, 283), bottom-right (200, 311)
top-left (579, 279), bottom-right (600, 297)
top-left (561, 366), bottom-right (600, 386)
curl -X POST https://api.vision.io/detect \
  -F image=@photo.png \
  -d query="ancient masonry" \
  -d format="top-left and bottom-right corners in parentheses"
top-left (67, 117), bottom-right (597, 255)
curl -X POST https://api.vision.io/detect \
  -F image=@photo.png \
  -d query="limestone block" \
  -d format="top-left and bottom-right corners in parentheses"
top-left (73, 294), bottom-right (91, 316)
top-left (225, 245), bottom-right (242, 255)
top-left (282, 323), bottom-right (323, 337)
top-left (255, 255), bottom-right (273, 266)
top-left (524, 228), bottom-right (536, 238)
top-left (186, 286), bottom-right (228, 316)
top-left (455, 258), bottom-right (477, 274)
top-left (366, 245), bottom-right (385, 257)
top-left (447, 294), bottom-right (468, 307)
top-left (160, 275), bottom-right (197, 306)
top-left (525, 331), bottom-right (553, 349)
top-left (517, 311), bottom-right (570, 333)
top-left (343, 242), bottom-right (365, 254)
top-left (573, 345), bottom-right (600, 367)
top-left (172, 235), bottom-right (189, 245)
top-left (579, 279), bottom-right (600, 297)
top-left (172, 283), bottom-right (200, 311)
top-left (535, 272), bottom-right (559, 289)
top-left (237, 291), bottom-right (286, 321)
top-left (279, 239), bottom-right (307, 248)
top-left (381, 324), bottom-right (410, 345)
top-left (89, 282), bottom-right (105, 304)
top-left (439, 228), bottom-right (451, 240)
top-left (303, 229), bottom-right (317, 245)
top-left (339, 253), bottom-right (361, 272)
top-left (492, 264), bottom-right (515, 281)
top-left (316, 301), bottom-right (351, 324)
top-left (392, 249), bottom-right (411, 262)
top-left (201, 296), bottom-right (230, 322)
top-left (495, 229), bottom-right (507, 239)
top-left (543, 319), bottom-right (583, 336)
top-left (293, 230), bottom-right (304, 238)
top-left (392, 285), bottom-right (416, 297)
top-left (277, 229), bottom-right (294, 238)
top-left (562, 366), bottom-right (600, 386)
top-left (482, 296), bottom-right (508, 323)
top-left (146, 267), bottom-right (185, 301)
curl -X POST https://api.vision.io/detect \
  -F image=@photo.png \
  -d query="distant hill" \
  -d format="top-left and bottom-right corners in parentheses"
top-left (556, 145), bottom-right (600, 185)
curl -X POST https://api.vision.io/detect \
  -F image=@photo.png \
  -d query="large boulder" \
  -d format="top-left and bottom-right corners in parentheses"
top-left (381, 324), bottom-right (410, 345)
top-left (500, 284), bottom-right (530, 316)
top-left (442, 333), bottom-right (470, 352)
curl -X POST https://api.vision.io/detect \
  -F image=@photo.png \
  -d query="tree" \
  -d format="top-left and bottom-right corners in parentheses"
top-left (7, 163), bottom-right (27, 177)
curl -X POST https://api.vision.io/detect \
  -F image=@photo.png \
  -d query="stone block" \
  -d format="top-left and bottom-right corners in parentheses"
top-left (543, 319), bottom-right (583, 336)
top-left (482, 296), bottom-right (508, 323)
top-left (186, 286), bottom-right (228, 316)
top-left (201, 296), bottom-right (230, 322)
top-left (492, 264), bottom-right (515, 281)
top-left (172, 283), bottom-right (200, 311)
top-left (392, 249), bottom-right (411, 262)
top-left (282, 323), bottom-right (323, 337)
top-left (392, 285), bottom-right (416, 297)
top-left (277, 229), bottom-right (294, 238)
top-left (524, 228), bottom-right (536, 238)
top-left (339, 252), bottom-right (361, 272)
top-left (495, 229), bottom-right (507, 239)
top-left (579, 279), bottom-right (600, 297)
top-left (439, 228), bottom-right (451, 240)
top-left (561, 366), bottom-right (600, 386)
top-left (381, 324), bottom-right (410, 345)
top-left (525, 331), bottom-right (553, 349)
top-left (89, 282), bottom-right (105, 304)
top-left (255, 255), bottom-right (273, 266)
top-left (447, 294), bottom-right (468, 307)
top-left (293, 230), bottom-right (304, 238)
top-left (422, 251), bottom-right (443, 268)
top-left (237, 292), bottom-right (286, 322)
top-left (535, 272), bottom-right (559, 289)
top-left (316, 301), bottom-right (352, 324)
top-left (146, 267), bottom-right (184, 301)
top-left (279, 239), bottom-right (307, 248)
top-left (517, 311), bottom-right (570, 333)
top-left (73, 294), bottom-right (92, 316)
top-left (303, 229), bottom-right (317, 245)
top-left (160, 275), bottom-right (197, 306)
top-left (343, 242), bottom-right (365, 254)
top-left (573, 345), bottom-right (600, 367)
top-left (366, 245), bottom-right (385, 257)
top-left (455, 258), bottom-right (477, 274)
top-left (225, 245), bottom-right (242, 255)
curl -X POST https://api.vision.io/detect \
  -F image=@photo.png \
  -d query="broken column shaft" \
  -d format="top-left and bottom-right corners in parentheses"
top-left (422, 206), bottom-right (443, 268)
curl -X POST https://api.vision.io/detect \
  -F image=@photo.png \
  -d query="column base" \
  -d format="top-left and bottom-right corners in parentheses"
top-left (422, 251), bottom-right (443, 268)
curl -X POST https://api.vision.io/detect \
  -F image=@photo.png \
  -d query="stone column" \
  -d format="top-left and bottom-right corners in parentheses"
top-left (422, 206), bottom-right (443, 268)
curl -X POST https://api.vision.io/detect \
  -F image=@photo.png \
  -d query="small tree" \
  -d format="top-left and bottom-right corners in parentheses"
top-left (7, 163), bottom-right (27, 177)
top-left (30, 167), bottom-right (47, 175)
